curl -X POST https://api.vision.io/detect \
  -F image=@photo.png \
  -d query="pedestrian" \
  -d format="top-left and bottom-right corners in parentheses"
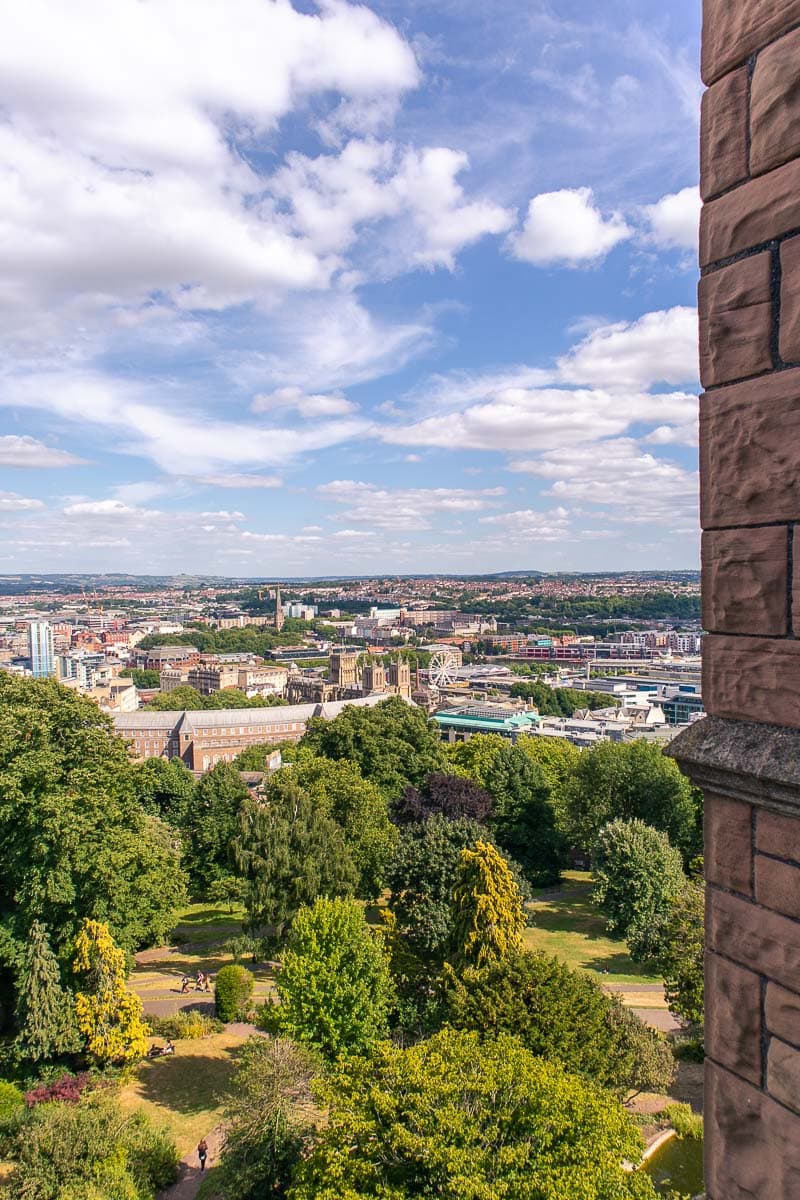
top-left (197, 1137), bottom-right (208, 1172)
top-left (204, 973), bottom-right (212, 993)
top-left (195, 971), bottom-right (204, 992)
top-left (180, 975), bottom-right (190, 993)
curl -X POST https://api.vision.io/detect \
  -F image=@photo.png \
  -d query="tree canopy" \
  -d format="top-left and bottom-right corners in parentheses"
top-left (300, 697), bottom-right (447, 798)
top-left (592, 819), bottom-right (686, 954)
top-left (485, 745), bottom-right (565, 885)
top-left (183, 761), bottom-right (251, 895)
top-left (0, 675), bottom-right (186, 978)
top-left (563, 739), bottom-right (700, 858)
top-left (450, 841), bottom-right (525, 968)
top-left (145, 686), bottom-right (286, 710)
top-left (288, 1028), bottom-right (659, 1200)
top-left (234, 778), bottom-right (357, 934)
top-left (271, 897), bottom-right (393, 1060)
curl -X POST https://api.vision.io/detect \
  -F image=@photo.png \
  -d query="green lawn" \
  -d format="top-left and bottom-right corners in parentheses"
top-left (524, 871), bottom-right (663, 986)
top-left (172, 902), bottom-right (247, 945)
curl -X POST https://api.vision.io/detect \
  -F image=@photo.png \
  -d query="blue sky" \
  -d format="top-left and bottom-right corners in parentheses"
top-left (0, 0), bottom-right (701, 576)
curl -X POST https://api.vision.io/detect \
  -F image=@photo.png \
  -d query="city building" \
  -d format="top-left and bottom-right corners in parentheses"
top-left (433, 703), bottom-right (541, 743)
top-left (187, 664), bottom-right (239, 695)
top-left (387, 656), bottom-right (412, 698)
top-left (113, 693), bottom-right (400, 771)
top-left (329, 649), bottom-right (360, 689)
top-left (362, 661), bottom-right (387, 694)
top-left (274, 586), bottom-right (284, 632)
top-left (28, 620), bottom-right (55, 679)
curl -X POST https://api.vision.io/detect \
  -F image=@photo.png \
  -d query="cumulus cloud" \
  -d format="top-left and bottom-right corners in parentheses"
top-left (251, 386), bottom-right (357, 418)
top-left (478, 506), bottom-right (572, 542)
top-left (644, 186), bottom-right (701, 251)
top-left (195, 473), bottom-right (283, 489)
top-left (559, 306), bottom-right (699, 389)
top-left (0, 435), bottom-right (87, 468)
top-left (318, 479), bottom-right (506, 529)
top-left (509, 188), bottom-right (631, 266)
top-left (0, 490), bottom-right (45, 512)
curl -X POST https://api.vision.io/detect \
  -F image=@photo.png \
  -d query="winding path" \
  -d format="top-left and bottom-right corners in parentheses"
top-left (157, 1125), bottom-right (225, 1200)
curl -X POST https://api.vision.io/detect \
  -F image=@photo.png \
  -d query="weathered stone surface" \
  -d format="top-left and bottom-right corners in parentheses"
top-left (706, 951), bottom-right (763, 1084)
top-left (751, 28), bottom-right (800, 176)
top-left (669, 716), bottom-right (800, 814)
top-left (701, 68), bottom-right (749, 199)
top-left (701, 526), bottom-right (788, 634)
top-left (707, 885), bottom-right (800, 993)
top-left (705, 793), bottom-right (754, 895)
top-left (756, 853), bottom-right (800, 920)
top-left (766, 981), bottom-right (800, 1046)
top-left (706, 1061), bottom-right (800, 1198)
top-left (768, 1036), bottom-right (800, 1113)
top-left (700, 368), bottom-right (800, 527)
top-left (704, 636), bottom-right (800, 727)
top-left (758, 809), bottom-right (800, 864)
top-left (699, 253), bottom-right (774, 386)
top-left (700, 158), bottom-right (800, 266)
top-left (702, 0), bottom-right (800, 85)
top-left (780, 235), bottom-right (800, 362)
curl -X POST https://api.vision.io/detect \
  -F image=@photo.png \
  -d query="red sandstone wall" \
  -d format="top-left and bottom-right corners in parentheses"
top-left (700, 1), bottom-right (800, 728)
top-left (700, 5), bottom-right (800, 1196)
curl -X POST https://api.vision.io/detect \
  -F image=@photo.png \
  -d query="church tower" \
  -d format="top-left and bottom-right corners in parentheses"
top-left (274, 585), bottom-right (285, 632)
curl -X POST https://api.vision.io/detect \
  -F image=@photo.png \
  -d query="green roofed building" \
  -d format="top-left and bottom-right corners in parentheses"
top-left (434, 703), bottom-right (541, 743)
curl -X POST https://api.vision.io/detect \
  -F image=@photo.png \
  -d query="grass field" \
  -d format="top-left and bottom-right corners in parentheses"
top-left (118, 1031), bottom-right (247, 1156)
top-left (524, 871), bottom-right (663, 987)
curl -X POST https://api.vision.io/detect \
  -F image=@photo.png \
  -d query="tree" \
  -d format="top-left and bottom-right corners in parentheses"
top-left (217, 1036), bottom-right (316, 1200)
top-left (119, 667), bottom-right (161, 688)
top-left (234, 780), bottom-right (357, 936)
top-left (8, 1092), bottom-right (178, 1199)
top-left (563, 740), bottom-right (700, 859)
top-left (300, 697), bottom-right (447, 799)
top-left (444, 951), bottom-right (674, 1098)
top-left (214, 964), bottom-right (254, 1022)
top-left (515, 736), bottom-right (579, 834)
top-left (235, 742), bottom-right (282, 770)
top-left (288, 1028), bottom-right (659, 1200)
top-left (15, 921), bottom-right (78, 1063)
top-left (444, 733), bottom-right (508, 788)
top-left (271, 898), bottom-right (393, 1060)
top-left (485, 745), bottom-right (565, 885)
top-left (290, 755), bottom-right (397, 898)
top-left (144, 685), bottom-right (206, 710)
top-left (0, 675), bottom-right (187, 976)
top-left (592, 819), bottom-right (685, 951)
top-left (652, 878), bottom-right (705, 1027)
top-left (72, 919), bottom-right (149, 1066)
top-left (183, 761), bottom-right (250, 895)
top-left (386, 816), bottom-right (510, 961)
top-left (450, 841), bottom-right (525, 968)
top-left (394, 772), bottom-right (493, 826)
top-left (132, 756), bottom-right (196, 827)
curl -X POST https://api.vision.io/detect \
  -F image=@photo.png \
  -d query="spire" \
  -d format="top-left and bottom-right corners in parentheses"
top-left (274, 585), bottom-right (285, 631)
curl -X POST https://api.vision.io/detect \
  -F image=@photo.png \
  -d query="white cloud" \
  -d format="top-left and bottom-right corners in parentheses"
top-left (644, 422), bottom-right (698, 447)
top-left (509, 188), bottom-right (631, 266)
top-left (478, 506), bottom-right (572, 542)
top-left (559, 306), bottom-right (698, 389)
top-left (63, 499), bottom-right (157, 517)
top-left (318, 479), bottom-right (505, 529)
top-left (643, 187), bottom-right (700, 251)
top-left (251, 386), bottom-right (357, 418)
top-left (0, 370), bottom-right (370, 477)
top-left (510, 438), bottom-right (698, 526)
top-left (196, 473), bottom-right (283, 489)
top-left (0, 490), bottom-right (45, 512)
top-left (0, 0), bottom-right (420, 320)
top-left (0, 435), bottom-right (87, 468)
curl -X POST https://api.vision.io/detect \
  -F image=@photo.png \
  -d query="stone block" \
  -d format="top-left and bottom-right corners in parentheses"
top-left (706, 1061), bottom-right (800, 1198)
top-left (758, 807), bottom-right (800, 865)
top-left (700, 157), bottom-right (800, 267)
top-left (702, 0), bottom-right (800, 85)
top-left (707, 885), bottom-right (800, 993)
top-left (705, 793), bottom-right (753, 895)
top-left (766, 982), bottom-right (800, 1047)
top-left (756, 853), bottom-right (800, 920)
top-left (701, 526), bottom-right (788, 635)
top-left (706, 951), bottom-right (763, 1084)
top-left (700, 367), bottom-right (800, 527)
top-left (704, 635), bottom-right (800, 726)
top-left (701, 68), bottom-right (749, 200)
top-left (780, 235), bottom-right (800, 362)
top-left (699, 253), bottom-right (774, 386)
top-left (751, 28), bottom-right (800, 176)
top-left (768, 1036), bottom-right (800, 1113)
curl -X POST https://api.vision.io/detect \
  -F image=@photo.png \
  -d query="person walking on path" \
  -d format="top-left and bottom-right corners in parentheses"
top-left (195, 971), bottom-right (205, 992)
top-left (197, 1138), bottom-right (208, 1173)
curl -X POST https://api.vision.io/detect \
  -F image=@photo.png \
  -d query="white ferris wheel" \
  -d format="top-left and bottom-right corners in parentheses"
top-left (428, 648), bottom-right (459, 689)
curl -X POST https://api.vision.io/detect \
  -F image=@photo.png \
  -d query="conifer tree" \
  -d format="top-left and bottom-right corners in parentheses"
top-left (450, 840), bottom-right (525, 968)
top-left (73, 919), bottom-right (148, 1065)
top-left (15, 921), bottom-right (77, 1062)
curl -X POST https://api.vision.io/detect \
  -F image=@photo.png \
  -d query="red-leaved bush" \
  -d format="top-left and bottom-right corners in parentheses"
top-left (24, 1072), bottom-right (92, 1108)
